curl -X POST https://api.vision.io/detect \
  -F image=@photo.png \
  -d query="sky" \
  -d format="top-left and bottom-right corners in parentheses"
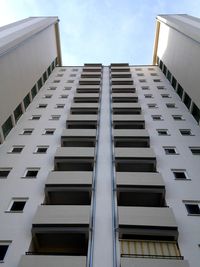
top-left (1, 0), bottom-right (200, 66)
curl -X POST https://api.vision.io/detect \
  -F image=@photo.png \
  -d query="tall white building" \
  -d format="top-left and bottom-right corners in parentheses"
top-left (0, 15), bottom-right (200, 267)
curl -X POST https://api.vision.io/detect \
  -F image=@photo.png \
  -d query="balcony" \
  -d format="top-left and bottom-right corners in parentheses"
top-left (121, 257), bottom-right (189, 267)
top-left (118, 206), bottom-right (178, 240)
top-left (61, 129), bottom-right (96, 147)
top-left (111, 72), bottom-right (132, 78)
top-left (54, 147), bottom-right (95, 171)
top-left (116, 172), bottom-right (165, 207)
top-left (70, 103), bottom-right (99, 115)
top-left (112, 93), bottom-right (138, 103)
top-left (112, 103), bottom-right (141, 114)
top-left (111, 78), bottom-right (133, 86)
top-left (113, 129), bottom-right (149, 147)
top-left (79, 78), bottom-right (101, 85)
top-left (30, 205), bottom-right (90, 256)
top-left (66, 114), bottom-right (98, 129)
top-left (76, 85), bottom-right (100, 93)
top-left (81, 72), bottom-right (101, 78)
top-left (82, 66), bottom-right (102, 72)
top-left (111, 85), bottom-right (135, 93)
top-left (112, 115), bottom-right (145, 129)
top-left (115, 148), bottom-right (156, 172)
top-left (73, 93), bottom-right (99, 103)
top-left (45, 171), bottom-right (93, 205)
top-left (18, 255), bottom-right (87, 267)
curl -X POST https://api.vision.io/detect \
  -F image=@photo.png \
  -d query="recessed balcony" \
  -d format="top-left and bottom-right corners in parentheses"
top-left (111, 72), bottom-right (132, 78)
top-left (44, 171), bottom-right (93, 205)
top-left (112, 115), bottom-right (145, 129)
top-left (79, 78), bottom-right (101, 85)
top-left (112, 93), bottom-right (138, 103)
top-left (81, 72), bottom-right (102, 78)
top-left (115, 147), bottom-right (156, 172)
top-left (111, 78), bottom-right (134, 85)
top-left (76, 85), bottom-right (100, 93)
top-left (66, 115), bottom-right (98, 129)
top-left (116, 172), bottom-right (165, 207)
top-left (113, 129), bottom-right (149, 147)
top-left (54, 147), bottom-right (95, 171)
top-left (73, 93), bottom-right (99, 103)
top-left (112, 103), bottom-right (141, 114)
top-left (61, 129), bottom-right (96, 147)
top-left (111, 85), bottom-right (135, 93)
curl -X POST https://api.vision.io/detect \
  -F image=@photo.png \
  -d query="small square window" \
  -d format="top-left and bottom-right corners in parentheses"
top-left (148, 103), bottom-right (158, 108)
top-left (141, 86), bottom-right (149, 90)
top-left (164, 146), bottom-right (178, 155)
top-left (0, 168), bottom-right (12, 178)
top-left (38, 104), bottom-right (47, 109)
top-left (184, 201), bottom-right (200, 215)
top-left (152, 115), bottom-right (163, 121)
top-left (64, 87), bottom-right (72, 90)
top-left (166, 103), bottom-right (176, 108)
top-left (157, 86), bottom-right (165, 90)
top-left (190, 147), bottom-right (200, 155)
top-left (55, 104), bottom-right (65, 109)
top-left (43, 129), bottom-right (55, 135)
top-left (179, 129), bottom-right (193, 136)
top-left (139, 79), bottom-right (146, 83)
top-left (49, 115), bottom-right (61, 120)
top-left (21, 129), bottom-right (33, 135)
top-left (60, 95), bottom-right (68, 99)
top-left (43, 94), bottom-right (52, 99)
top-left (48, 87), bottom-right (56, 90)
top-left (144, 94), bottom-right (153, 98)
top-left (67, 80), bottom-right (74, 83)
top-left (0, 241), bottom-right (11, 262)
top-left (157, 129), bottom-right (169, 136)
top-left (161, 94), bottom-right (171, 98)
top-left (34, 146), bottom-right (48, 154)
top-left (9, 146), bottom-right (24, 153)
top-left (23, 168), bottom-right (39, 178)
top-left (172, 115), bottom-right (184, 121)
top-left (30, 115), bottom-right (41, 120)
top-left (7, 198), bottom-right (28, 212)
top-left (172, 169), bottom-right (189, 180)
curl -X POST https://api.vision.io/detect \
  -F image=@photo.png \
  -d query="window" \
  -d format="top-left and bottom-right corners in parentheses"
top-left (43, 94), bottom-right (52, 99)
top-left (59, 68), bottom-right (66, 72)
top-left (43, 129), bottom-right (55, 135)
top-left (14, 103), bottom-right (23, 122)
top-left (148, 103), bottom-right (158, 108)
top-left (157, 86), bottom-right (165, 90)
top-left (154, 79), bottom-right (161, 82)
top-left (179, 129), bottom-right (193, 136)
top-left (49, 115), bottom-right (61, 120)
top-left (6, 198), bottom-right (28, 212)
top-left (2, 116), bottom-right (13, 138)
top-left (150, 73), bottom-right (158, 76)
top-left (184, 201), bottom-right (200, 215)
top-left (152, 115), bottom-right (163, 121)
top-left (23, 93), bottom-right (31, 109)
top-left (157, 129), bottom-right (169, 136)
top-left (53, 80), bottom-right (60, 83)
top-left (177, 84), bottom-right (183, 99)
top-left (37, 104), bottom-right (47, 109)
top-left (30, 115), bottom-right (41, 120)
top-left (190, 147), bottom-right (200, 155)
top-left (172, 115), bottom-right (184, 121)
top-left (183, 92), bottom-right (191, 109)
top-left (55, 104), bottom-right (65, 109)
top-left (57, 74), bottom-right (63, 77)
top-left (137, 73), bottom-right (144, 76)
top-left (0, 241), bottom-right (11, 262)
top-left (64, 87), bottom-right (72, 90)
top-left (37, 77), bottom-right (43, 90)
top-left (135, 68), bottom-right (142, 71)
top-left (141, 86), bottom-right (149, 90)
top-left (23, 168), bottom-right (39, 178)
top-left (148, 68), bottom-right (155, 71)
top-left (9, 146), bottom-right (24, 153)
top-left (172, 169), bottom-right (189, 180)
top-left (21, 128), bottom-right (33, 135)
top-left (67, 80), bottom-right (74, 83)
top-left (60, 94), bottom-right (68, 99)
top-left (166, 103), bottom-right (176, 108)
top-left (172, 76), bottom-right (177, 89)
top-left (48, 86), bottom-right (56, 90)
top-left (144, 94), bottom-right (153, 98)
top-left (34, 146), bottom-right (49, 153)
top-left (164, 146), bottom-right (178, 155)
top-left (191, 103), bottom-right (200, 123)
top-left (139, 79), bottom-right (146, 83)
top-left (70, 74), bottom-right (76, 77)
top-left (161, 94), bottom-right (171, 98)
top-left (72, 68), bottom-right (78, 71)
top-left (0, 168), bottom-right (12, 178)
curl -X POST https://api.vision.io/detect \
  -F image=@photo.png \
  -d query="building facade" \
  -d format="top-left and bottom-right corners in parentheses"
top-left (0, 15), bottom-right (200, 267)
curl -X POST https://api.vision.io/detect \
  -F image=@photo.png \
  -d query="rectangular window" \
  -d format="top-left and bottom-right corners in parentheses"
top-left (49, 115), bottom-right (61, 120)
top-left (67, 80), bottom-right (74, 83)
top-left (150, 73), bottom-right (157, 76)
top-left (64, 87), bottom-right (72, 90)
top-left (37, 77), bottom-right (43, 90)
top-left (157, 86), bottom-right (165, 90)
top-left (43, 129), bottom-right (55, 135)
top-left (23, 168), bottom-right (39, 178)
top-left (172, 76), bottom-right (177, 89)
top-left (144, 94), bottom-right (153, 98)
top-left (55, 104), bottom-right (65, 109)
top-left (190, 147), bottom-right (200, 155)
top-left (161, 94), bottom-right (171, 98)
top-left (137, 73), bottom-right (144, 76)
top-left (172, 169), bottom-right (189, 180)
top-left (14, 104), bottom-right (23, 122)
top-left (60, 68), bottom-right (66, 72)
top-left (183, 201), bottom-right (200, 215)
top-left (153, 79), bottom-right (161, 82)
top-left (70, 74), bottom-right (76, 77)
top-left (31, 85), bottom-right (37, 99)
top-left (53, 80), bottom-right (60, 83)
top-left (30, 115), bottom-right (41, 120)
top-left (9, 146), bottom-right (24, 153)
top-left (0, 241), bottom-right (11, 262)
top-left (183, 92), bottom-right (191, 109)
top-left (2, 116), bottom-right (13, 138)
top-left (157, 129), bottom-right (169, 136)
top-left (172, 115), bottom-right (184, 121)
top-left (21, 128), bottom-right (34, 135)
top-left (48, 86), bottom-right (56, 90)
top-left (139, 79), bottom-right (146, 83)
top-left (152, 115), bottom-right (163, 121)
top-left (177, 84), bottom-right (183, 99)
top-left (23, 93), bottom-right (31, 109)
top-left (37, 104), bottom-right (47, 109)
top-left (191, 103), bottom-right (200, 123)
top-left (0, 168), bottom-right (12, 178)
top-left (43, 94), bottom-right (52, 99)
top-left (166, 103), bottom-right (176, 108)
top-left (60, 94), bottom-right (68, 98)
top-left (167, 70), bottom-right (172, 81)
top-left (163, 146), bottom-right (178, 155)
top-left (148, 103), bottom-right (158, 108)
top-left (6, 198), bottom-right (28, 212)
top-left (34, 146), bottom-right (49, 154)
top-left (57, 74), bottom-right (63, 77)
top-left (179, 129), bottom-right (193, 136)
top-left (72, 68), bottom-right (78, 71)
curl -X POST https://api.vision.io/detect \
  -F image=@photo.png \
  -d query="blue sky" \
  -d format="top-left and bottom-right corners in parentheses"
top-left (1, 0), bottom-right (200, 65)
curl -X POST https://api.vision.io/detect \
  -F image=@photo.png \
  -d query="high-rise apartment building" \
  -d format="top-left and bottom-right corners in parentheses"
top-left (0, 15), bottom-right (200, 267)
